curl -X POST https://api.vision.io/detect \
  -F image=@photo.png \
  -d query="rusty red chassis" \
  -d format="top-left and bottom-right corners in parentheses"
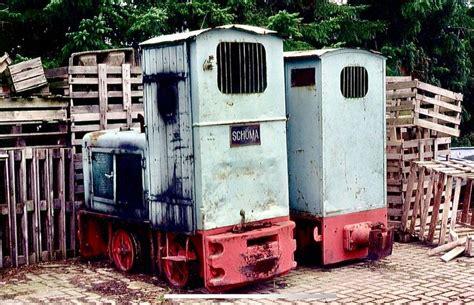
top-left (78, 210), bottom-right (296, 292)
top-left (292, 208), bottom-right (393, 265)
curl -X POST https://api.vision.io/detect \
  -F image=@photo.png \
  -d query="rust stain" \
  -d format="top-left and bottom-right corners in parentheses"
top-left (89, 131), bottom-right (107, 145)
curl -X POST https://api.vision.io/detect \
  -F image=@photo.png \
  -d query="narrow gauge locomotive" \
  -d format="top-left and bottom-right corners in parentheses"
top-left (78, 25), bottom-right (296, 292)
top-left (284, 49), bottom-right (393, 265)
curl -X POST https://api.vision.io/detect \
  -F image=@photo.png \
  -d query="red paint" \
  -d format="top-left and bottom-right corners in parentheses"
top-left (77, 210), bottom-right (108, 258)
top-left (78, 210), bottom-right (296, 292)
top-left (200, 217), bottom-right (297, 292)
top-left (110, 229), bottom-right (136, 272)
top-left (292, 208), bottom-right (391, 265)
top-left (162, 236), bottom-right (197, 288)
top-left (342, 222), bottom-right (372, 251)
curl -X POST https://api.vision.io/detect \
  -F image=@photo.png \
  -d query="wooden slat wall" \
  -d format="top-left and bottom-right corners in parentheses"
top-left (0, 147), bottom-right (75, 268)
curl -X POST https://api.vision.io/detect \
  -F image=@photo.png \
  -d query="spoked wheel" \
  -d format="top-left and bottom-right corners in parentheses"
top-left (110, 229), bottom-right (141, 272)
top-left (163, 237), bottom-right (197, 289)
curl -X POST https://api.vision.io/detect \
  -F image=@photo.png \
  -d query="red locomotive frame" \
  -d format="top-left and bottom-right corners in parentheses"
top-left (78, 210), bottom-right (296, 292)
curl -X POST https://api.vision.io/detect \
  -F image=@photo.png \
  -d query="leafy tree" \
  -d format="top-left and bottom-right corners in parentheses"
top-left (266, 1), bottom-right (384, 51)
top-left (0, 0), bottom-right (473, 145)
top-left (352, 0), bottom-right (473, 145)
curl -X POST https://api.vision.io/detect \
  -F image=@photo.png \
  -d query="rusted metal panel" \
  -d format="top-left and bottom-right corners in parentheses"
top-left (142, 43), bottom-right (195, 233)
top-left (285, 49), bottom-right (386, 217)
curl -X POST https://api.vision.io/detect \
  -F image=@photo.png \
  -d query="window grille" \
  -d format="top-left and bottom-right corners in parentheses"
top-left (340, 66), bottom-right (368, 98)
top-left (217, 42), bottom-right (267, 94)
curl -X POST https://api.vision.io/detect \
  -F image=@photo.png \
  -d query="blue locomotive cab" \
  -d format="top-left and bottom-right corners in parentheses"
top-left (82, 129), bottom-right (148, 221)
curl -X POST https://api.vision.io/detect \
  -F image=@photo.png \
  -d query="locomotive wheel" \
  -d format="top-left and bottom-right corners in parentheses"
top-left (110, 229), bottom-right (141, 272)
top-left (163, 238), bottom-right (197, 289)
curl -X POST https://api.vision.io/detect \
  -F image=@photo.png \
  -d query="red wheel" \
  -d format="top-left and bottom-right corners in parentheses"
top-left (110, 229), bottom-right (140, 272)
top-left (163, 238), bottom-right (197, 289)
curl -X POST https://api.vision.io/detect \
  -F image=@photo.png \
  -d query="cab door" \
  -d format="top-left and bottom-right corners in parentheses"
top-left (142, 44), bottom-right (195, 233)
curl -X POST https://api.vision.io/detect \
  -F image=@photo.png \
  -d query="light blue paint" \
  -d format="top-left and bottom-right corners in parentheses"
top-left (141, 26), bottom-right (289, 231)
top-left (285, 49), bottom-right (387, 217)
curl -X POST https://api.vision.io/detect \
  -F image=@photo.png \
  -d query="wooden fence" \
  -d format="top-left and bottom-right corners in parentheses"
top-left (0, 147), bottom-right (75, 268)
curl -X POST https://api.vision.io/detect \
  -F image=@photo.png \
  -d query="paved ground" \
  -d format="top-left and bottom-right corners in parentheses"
top-left (0, 242), bottom-right (473, 304)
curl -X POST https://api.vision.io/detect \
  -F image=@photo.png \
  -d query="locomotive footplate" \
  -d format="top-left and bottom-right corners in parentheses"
top-left (201, 218), bottom-right (297, 292)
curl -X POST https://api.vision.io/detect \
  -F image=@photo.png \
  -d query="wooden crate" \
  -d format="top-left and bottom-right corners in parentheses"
top-left (386, 79), bottom-right (463, 137)
top-left (0, 147), bottom-right (75, 268)
top-left (0, 53), bottom-right (12, 76)
top-left (7, 58), bottom-right (48, 93)
top-left (0, 97), bottom-right (68, 149)
top-left (401, 160), bottom-right (474, 245)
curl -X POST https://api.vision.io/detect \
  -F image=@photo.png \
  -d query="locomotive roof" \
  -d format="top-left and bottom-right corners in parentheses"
top-left (83, 129), bottom-right (146, 151)
top-left (284, 48), bottom-right (385, 59)
top-left (140, 24), bottom-right (277, 47)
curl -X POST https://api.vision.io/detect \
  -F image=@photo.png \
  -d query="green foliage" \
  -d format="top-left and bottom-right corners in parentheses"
top-left (268, 11), bottom-right (303, 39)
top-left (63, 15), bottom-right (112, 54)
top-left (266, 1), bottom-right (384, 51)
top-left (126, 7), bottom-right (168, 44)
top-left (351, 0), bottom-right (473, 145)
top-left (0, 0), bottom-right (473, 145)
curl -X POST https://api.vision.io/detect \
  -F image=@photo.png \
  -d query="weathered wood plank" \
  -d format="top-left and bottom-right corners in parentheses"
top-left (58, 149), bottom-right (66, 258)
top-left (19, 150), bottom-right (29, 264)
top-left (440, 246), bottom-right (465, 262)
top-left (122, 64), bottom-right (132, 127)
top-left (449, 178), bottom-right (462, 234)
top-left (439, 176), bottom-right (453, 245)
top-left (417, 81), bottom-right (463, 101)
top-left (419, 171), bottom-right (436, 239)
top-left (428, 172), bottom-right (446, 242)
top-left (461, 180), bottom-right (472, 223)
top-left (0, 109), bottom-right (67, 122)
top-left (401, 165), bottom-right (417, 231)
top-left (8, 151), bottom-right (18, 266)
top-left (98, 64), bottom-right (108, 130)
top-left (69, 65), bottom-right (142, 75)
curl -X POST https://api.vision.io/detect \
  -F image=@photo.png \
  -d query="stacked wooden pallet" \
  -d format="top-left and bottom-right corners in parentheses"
top-left (0, 97), bottom-right (68, 149)
top-left (0, 148), bottom-right (75, 267)
top-left (386, 77), bottom-right (462, 137)
top-left (0, 48), bottom-right (142, 269)
top-left (386, 77), bottom-right (463, 231)
top-left (67, 49), bottom-right (143, 203)
top-left (401, 160), bottom-right (474, 248)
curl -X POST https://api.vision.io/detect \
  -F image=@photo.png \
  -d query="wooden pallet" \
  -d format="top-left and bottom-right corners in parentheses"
top-left (69, 64), bottom-right (143, 147)
top-left (387, 126), bottom-right (451, 228)
top-left (7, 58), bottom-right (48, 93)
top-left (44, 67), bottom-right (69, 96)
top-left (387, 78), bottom-right (463, 137)
top-left (69, 48), bottom-right (136, 67)
top-left (401, 160), bottom-right (474, 246)
top-left (68, 51), bottom-right (143, 203)
top-left (0, 97), bottom-right (68, 149)
top-left (0, 147), bottom-right (75, 268)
